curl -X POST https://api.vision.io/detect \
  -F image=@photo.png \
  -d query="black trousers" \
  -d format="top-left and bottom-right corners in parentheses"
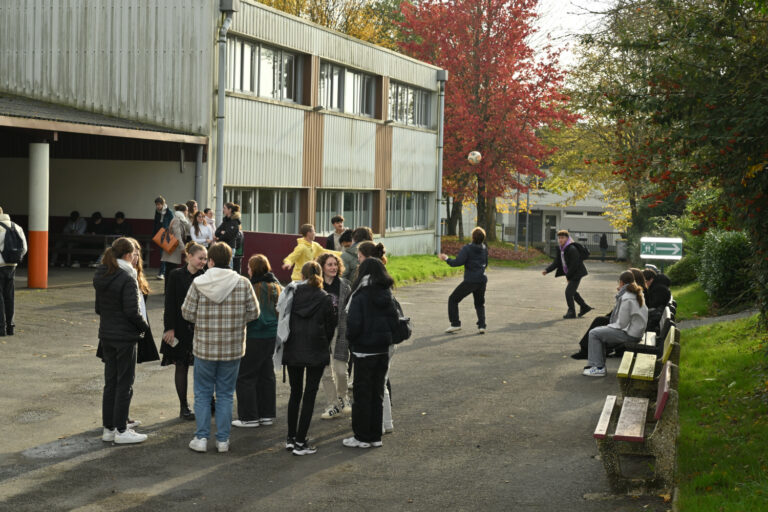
top-left (0, 266), bottom-right (15, 334)
top-left (236, 337), bottom-right (277, 420)
top-left (564, 278), bottom-right (587, 312)
top-left (101, 338), bottom-right (137, 432)
top-left (286, 365), bottom-right (324, 443)
top-left (352, 353), bottom-right (389, 443)
top-left (448, 281), bottom-right (487, 328)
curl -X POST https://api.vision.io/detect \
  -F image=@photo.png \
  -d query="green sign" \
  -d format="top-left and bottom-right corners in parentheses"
top-left (640, 237), bottom-right (683, 260)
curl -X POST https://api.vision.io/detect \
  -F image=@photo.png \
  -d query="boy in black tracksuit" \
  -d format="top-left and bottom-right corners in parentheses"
top-left (542, 229), bottom-right (593, 319)
top-left (440, 227), bottom-right (489, 334)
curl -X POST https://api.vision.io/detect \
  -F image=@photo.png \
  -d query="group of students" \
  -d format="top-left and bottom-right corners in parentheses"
top-left (49, 210), bottom-right (134, 268)
top-left (94, 212), bottom-right (401, 455)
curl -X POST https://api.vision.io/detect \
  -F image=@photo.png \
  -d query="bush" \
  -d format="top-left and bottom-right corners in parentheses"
top-left (666, 255), bottom-right (698, 285)
top-left (696, 230), bottom-right (753, 304)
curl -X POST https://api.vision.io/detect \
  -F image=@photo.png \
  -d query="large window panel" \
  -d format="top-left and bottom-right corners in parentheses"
top-left (316, 189), bottom-right (372, 234)
top-left (387, 191), bottom-right (430, 231)
top-left (389, 82), bottom-right (432, 128)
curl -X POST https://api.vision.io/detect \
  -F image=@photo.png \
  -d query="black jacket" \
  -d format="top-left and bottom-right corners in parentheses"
top-left (646, 274), bottom-right (672, 310)
top-left (445, 243), bottom-right (488, 283)
top-left (545, 243), bottom-right (588, 281)
top-left (282, 285), bottom-right (337, 366)
top-left (346, 284), bottom-right (399, 354)
top-left (216, 214), bottom-right (241, 249)
top-left (153, 208), bottom-right (173, 235)
top-left (163, 266), bottom-right (204, 344)
top-left (93, 265), bottom-right (149, 341)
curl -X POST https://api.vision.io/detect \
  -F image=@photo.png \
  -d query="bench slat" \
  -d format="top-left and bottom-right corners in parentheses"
top-left (614, 396), bottom-right (649, 442)
top-left (661, 326), bottom-right (676, 364)
top-left (642, 331), bottom-right (656, 347)
top-left (617, 352), bottom-right (634, 378)
top-left (654, 362), bottom-right (672, 420)
top-left (631, 353), bottom-right (656, 381)
top-left (594, 395), bottom-right (617, 439)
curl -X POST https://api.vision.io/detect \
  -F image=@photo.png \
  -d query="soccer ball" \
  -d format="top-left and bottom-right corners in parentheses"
top-left (468, 151), bottom-right (482, 165)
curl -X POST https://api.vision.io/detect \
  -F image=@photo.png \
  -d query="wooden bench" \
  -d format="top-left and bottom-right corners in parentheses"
top-left (594, 361), bottom-right (678, 493)
top-left (617, 325), bottom-right (680, 398)
top-left (51, 234), bottom-right (152, 267)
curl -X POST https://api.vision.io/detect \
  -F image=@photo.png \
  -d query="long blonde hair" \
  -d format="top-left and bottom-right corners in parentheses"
top-left (128, 237), bottom-right (150, 295)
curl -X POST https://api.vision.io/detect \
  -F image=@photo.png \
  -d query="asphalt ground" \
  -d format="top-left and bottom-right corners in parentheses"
top-left (0, 263), bottom-right (671, 511)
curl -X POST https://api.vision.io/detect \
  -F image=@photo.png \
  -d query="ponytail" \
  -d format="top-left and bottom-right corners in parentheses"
top-left (358, 241), bottom-right (388, 265)
top-left (102, 237), bottom-right (135, 275)
top-left (619, 270), bottom-right (645, 307)
top-left (301, 261), bottom-right (323, 288)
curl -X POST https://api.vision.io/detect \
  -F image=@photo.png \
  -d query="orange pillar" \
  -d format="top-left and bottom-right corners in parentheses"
top-left (28, 143), bottom-right (49, 289)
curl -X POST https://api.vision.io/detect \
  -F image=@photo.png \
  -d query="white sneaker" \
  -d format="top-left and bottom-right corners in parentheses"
top-left (232, 419), bottom-right (260, 428)
top-left (371, 440), bottom-right (383, 447)
top-left (156, 274), bottom-right (165, 280)
top-left (70, 261), bottom-right (80, 268)
top-left (342, 437), bottom-right (371, 448)
top-left (445, 325), bottom-right (461, 333)
top-left (321, 400), bottom-right (342, 420)
top-left (582, 366), bottom-right (607, 377)
top-left (216, 440), bottom-right (230, 453)
top-left (341, 397), bottom-right (352, 416)
top-left (189, 436), bottom-right (207, 452)
top-left (258, 418), bottom-right (274, 426)
top-left (102, 428), bottom-right (115, 442)
top-left (478, 327), bottom-right (486, 334)
top-left (127, 419), bottom-right (141, 429)
top-left (114, 428), bottom-right (147, 444)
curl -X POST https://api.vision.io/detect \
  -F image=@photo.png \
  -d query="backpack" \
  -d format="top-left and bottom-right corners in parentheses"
top-left (391, 296), bottom-right (413, 344)
top-left (573, 242), bottom-right (590, 260)
top-left (0, 222), bottom-right (24, 264)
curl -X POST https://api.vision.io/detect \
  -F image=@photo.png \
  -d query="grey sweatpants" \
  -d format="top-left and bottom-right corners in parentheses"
top-left (587, 326), bottom-right (641, 368)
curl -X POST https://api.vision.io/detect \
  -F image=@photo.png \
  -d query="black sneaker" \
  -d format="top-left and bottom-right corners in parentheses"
top-left (578, 305), bottom-right (594, 317)
top-left (292, 441), bottom-right (317, 456)
top-left (570, 351), bottom-right (588, 360)
top-left (285, 437), bottom-right (295, 451)
top-left (563, 310), bottom-right (576, 319)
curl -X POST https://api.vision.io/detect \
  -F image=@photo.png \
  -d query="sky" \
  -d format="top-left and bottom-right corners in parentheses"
top-left (531, 0), bottom-right (612, 68)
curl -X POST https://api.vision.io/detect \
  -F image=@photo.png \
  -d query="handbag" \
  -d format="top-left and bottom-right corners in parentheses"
top-left (153, 225), bottom-right (179, 255)
top-left (391, 296), bottom-right (413, 344)
top-left (137, 330), bottom-right (160, 364)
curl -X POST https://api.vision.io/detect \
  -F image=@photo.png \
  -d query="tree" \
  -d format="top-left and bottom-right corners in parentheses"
top-left (398, 0), bottom-right (575, 239)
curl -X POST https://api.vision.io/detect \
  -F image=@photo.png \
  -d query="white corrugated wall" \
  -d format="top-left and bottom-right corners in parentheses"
top-left (224, 96), bottom-right (304, 187)
top-left (391, 127), bottom-right (438, 191)
top-left (321, 115), bottom-right (377, 189)
top-left (0, 0), bottom-right (214, 133)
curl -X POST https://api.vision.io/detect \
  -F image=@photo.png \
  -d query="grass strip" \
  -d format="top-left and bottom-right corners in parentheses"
top-left (677, 314), bottom-right (768, 511)
top-left (670, 282), bottom-right (710, 321)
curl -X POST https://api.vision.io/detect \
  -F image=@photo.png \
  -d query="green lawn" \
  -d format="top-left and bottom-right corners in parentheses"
top-left (671, 282), bottom-right (710, 321)
top-left (677, 314), bottom-right (768, 511)
top-left (386, 254), bottom-right (463, 286)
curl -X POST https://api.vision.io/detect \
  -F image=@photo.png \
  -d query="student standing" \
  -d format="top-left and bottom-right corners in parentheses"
top-left (282, 223), bottom-right (339, 281)
top-left (153, 196), bottom-right (174, 280)
top-left (317, 253), bottom-right (352, 420)
top-left (182, 242), bottom-right (259, 453)
top-left (0, 207), bottom-right (27, 336)
top-left (160, 204), bottom-right (190, 279)
top-left (233, 255), bottom-right (281, 428)
top-left (542, 229), bottom-right (593, 319)
top-left (343, 258), bottom-right (399, 449)
top-left (93, 237), bottom-right (150, 444)
top-left (340, 227), bottom-right (373, 281)
top-left (191, 210), bottom-right (214, 247)
top-left (215, 202), bottom-right (241, 261)
top-left (325, 215), bottom-right (346, 251)
top-left (283, 261), bottom-right (337, 455)
top-left (439, 227), bottom-right (488, 334)
top-left (161, 242), bottom-right (207, 420)
top-left (583, 270), bottom-right (648, 377)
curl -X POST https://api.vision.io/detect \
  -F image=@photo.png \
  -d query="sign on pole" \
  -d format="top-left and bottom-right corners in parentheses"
top-left (640, 237), bottom-right (683, 260)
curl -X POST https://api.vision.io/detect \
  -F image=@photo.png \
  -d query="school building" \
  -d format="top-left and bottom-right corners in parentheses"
top-left (0, 0), bottom-right (446, 285)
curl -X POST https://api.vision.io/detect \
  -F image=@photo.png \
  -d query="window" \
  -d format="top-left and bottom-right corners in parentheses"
top-left (386, 191), bottom-right (430, 231)
top-left (224, 188), bottom-right (300, 234)
top-left (388, 82), bottom-right (432, 128)
top-left (319, 62), bottom-right (377, 117)
top-left (315, 190), bottom-right (373, 234)
top-left (227, 36), bottom-right (302, 103)
top-left (564, 211), bottom-right (585, 217)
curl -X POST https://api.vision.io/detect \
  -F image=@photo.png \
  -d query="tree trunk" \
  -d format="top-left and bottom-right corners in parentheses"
top-left (445, 197), bottom-right (454, 236)
top-left (448, 199), bottom-right (463, 238)
top-left (476, 179), bottom-right (497, 241)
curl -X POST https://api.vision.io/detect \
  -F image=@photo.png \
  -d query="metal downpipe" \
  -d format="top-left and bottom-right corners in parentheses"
top-left (215, 14), bottom-right (233, 224)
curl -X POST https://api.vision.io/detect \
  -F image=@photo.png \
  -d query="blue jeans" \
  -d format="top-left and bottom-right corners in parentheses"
top-left (193, 358), bottom-right (240, 442)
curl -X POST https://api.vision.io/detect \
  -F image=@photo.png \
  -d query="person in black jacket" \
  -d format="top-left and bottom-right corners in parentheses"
top-left (643, 268), bottom-right (671, 334)
top-left (343, 257), bottom-right (399, 449)
top-left (215, 202), bottom-right (241, 268)
top-left (542, 229), bottom-right (593, 319)
top-left (93, 237), bottom-right (150, 445)
top-left (283, 261), bottom-right (337, 456)
top-left (154, 196), bottom-right (174, 280)
top-left (440, 226), bottom-right (488, 334)
top-left (161, 242), bottom-right (208, 420)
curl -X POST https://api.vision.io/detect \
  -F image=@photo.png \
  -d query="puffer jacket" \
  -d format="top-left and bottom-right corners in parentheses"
top-left (341, 244), bottom-right (360, 281)
top-left (346, 283), bottom-right (399, 354)
top-left (282, 285), bottom-right (337, 366)
top-left (216, 212), bottom-right (241, 249)
top-left (445, 243), bottom-right (488, 283)
top-left (93, 265), bottom-right (149, 341)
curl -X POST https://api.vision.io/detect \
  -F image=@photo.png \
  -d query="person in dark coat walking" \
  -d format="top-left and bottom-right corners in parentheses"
top-left (283, 261), bottom-right (337, 456)
top-left (215, 202), bottom-right (241, 268)
top-left (161, 242), bottom-right (208, 420)
top-left (93, 237), bottom-right (150, 444)
top-left (343, 257), bottom-right (399, 449)
top-left (440, 226), bottom-right (488, 334)
top-left (542, 229), bottom-right (593, 319)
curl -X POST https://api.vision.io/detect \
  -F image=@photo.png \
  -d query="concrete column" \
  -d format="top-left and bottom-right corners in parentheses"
top-left (28, 143), bottom-right (49, 289)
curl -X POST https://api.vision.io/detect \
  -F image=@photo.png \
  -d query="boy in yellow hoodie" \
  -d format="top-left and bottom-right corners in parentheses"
top-left (282, 224), bottom-right (340, 281)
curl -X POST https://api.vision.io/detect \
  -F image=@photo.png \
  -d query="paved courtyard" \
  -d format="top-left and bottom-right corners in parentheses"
top-left (0, 262), bottom-right (670, 511)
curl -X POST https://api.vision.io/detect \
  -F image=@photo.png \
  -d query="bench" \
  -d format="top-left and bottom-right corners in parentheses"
top-left (51, 234), bottom-right (152, 268)
top-left (617, 325), bottom-right (680, 398)
top-left (594, 361), bottom-right (679, 493)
